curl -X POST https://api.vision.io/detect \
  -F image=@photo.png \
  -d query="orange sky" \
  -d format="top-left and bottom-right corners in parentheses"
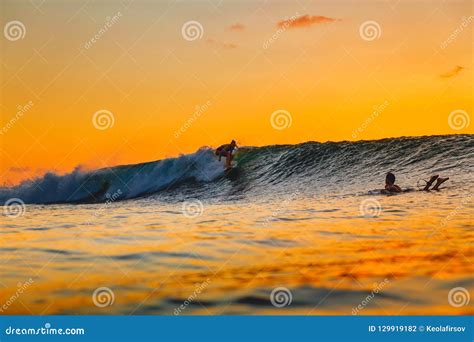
top-left (1, 0), bottom-right (473, 184)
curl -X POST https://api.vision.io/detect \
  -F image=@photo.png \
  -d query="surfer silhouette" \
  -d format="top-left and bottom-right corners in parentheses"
top-left (385, 172), bottom-right (449, 193)
top-left (215, 140), bottom-right (238, 168)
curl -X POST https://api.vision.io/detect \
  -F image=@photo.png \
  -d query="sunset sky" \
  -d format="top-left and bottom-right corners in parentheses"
top-left (1, 0), bottom-right (472, 184)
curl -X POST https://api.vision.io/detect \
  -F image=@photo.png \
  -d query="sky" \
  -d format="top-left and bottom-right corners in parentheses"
top-left (1, 0), bottom-right (473, 184)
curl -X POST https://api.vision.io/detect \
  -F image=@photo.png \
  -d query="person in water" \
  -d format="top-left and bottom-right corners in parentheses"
top-left (385, 172), bottom-right (449, 193)
top-left (215, 140), bottom-right (238, 168)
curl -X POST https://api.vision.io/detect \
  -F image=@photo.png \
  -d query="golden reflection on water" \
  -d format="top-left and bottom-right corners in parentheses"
top-left (1, 191), bottom-right (472, 315)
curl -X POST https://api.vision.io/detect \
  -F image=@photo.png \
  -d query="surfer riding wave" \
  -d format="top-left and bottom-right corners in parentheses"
top-left (215, 140), bottom-right (238, 168)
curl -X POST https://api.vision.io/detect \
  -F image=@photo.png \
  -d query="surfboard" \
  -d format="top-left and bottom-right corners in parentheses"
top-left (369, 188), bottom-right (415, 196)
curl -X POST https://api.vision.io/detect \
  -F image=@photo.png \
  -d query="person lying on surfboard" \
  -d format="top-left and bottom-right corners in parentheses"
top-left (215, 140), bottom-right (238, 168)
top-left (385, 172), bottom-right (449, 193)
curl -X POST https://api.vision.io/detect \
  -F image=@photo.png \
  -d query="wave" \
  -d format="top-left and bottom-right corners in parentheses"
top-left (0, 149), bottom-right (224, 204)
top-left (1, 134), bottom-right (472, 205)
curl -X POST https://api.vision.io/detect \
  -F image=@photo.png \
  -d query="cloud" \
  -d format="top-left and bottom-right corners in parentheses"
top-left (206, 38), bottom-right (237, 49)
top-left (277, 15), bottom-right (340, 29)
top-left (9, 166), bottom-right (31, 173)
top-left (440, 65), bottom-right (465, 78)
top-left (228, 23), bottom-right (245, 31)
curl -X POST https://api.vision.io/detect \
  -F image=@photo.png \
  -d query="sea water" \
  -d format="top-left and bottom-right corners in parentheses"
top-left (1, 135), bottom-right (472, 315)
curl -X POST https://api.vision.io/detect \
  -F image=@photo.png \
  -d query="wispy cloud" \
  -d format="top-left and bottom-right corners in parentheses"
top-left (9, 166), bottom-right (31, 173)
top-left (277, 15), bottom-right (340, 29)
top-left (228, 22), bottom-right (245, 31)
top-left (206, 38), bottom-right (237, 49)
top-left (440, 65), bottom-right (465, 78)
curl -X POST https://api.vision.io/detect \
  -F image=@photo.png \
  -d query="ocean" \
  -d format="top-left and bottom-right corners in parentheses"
top-left (1, 134), bottom-right (473, 315)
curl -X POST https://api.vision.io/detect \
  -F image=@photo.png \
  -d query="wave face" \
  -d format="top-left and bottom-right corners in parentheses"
top-left (0, 149), bottom-right (224, 204)
top-left (1, 135), bottom-right (472, 204)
